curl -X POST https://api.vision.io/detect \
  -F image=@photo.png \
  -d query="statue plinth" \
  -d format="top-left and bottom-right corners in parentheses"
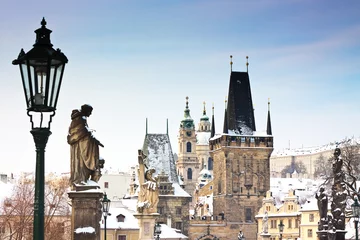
top-left (260, 232), bottom-right (271, 240)
top-left (134, 213), bottom-right (160, 240)
top-left (68, 185), bottom-right (103, 240)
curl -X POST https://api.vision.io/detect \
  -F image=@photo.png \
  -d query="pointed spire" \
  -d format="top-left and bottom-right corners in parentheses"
top-left (230, 55), bottom-right (233, 72)
top-left (166, 118), bottom-right (169, 135)
top-left (203, 101), bottom-right (206, 116)
top-left (267, 98), bottom-right (272, 135)
top-left (146, 118), bottom-right (148, 135)
top-left (246, 56), bottom-right (249, 72)
top-left (211, 103), bottom-right (216, 138)
top-left (184, 96), bottom-right (191, 118)
top-left (223, 97), bottom-right (228, 134)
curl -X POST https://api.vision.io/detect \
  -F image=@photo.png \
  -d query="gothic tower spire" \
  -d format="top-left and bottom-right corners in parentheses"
top-left (223, 98), bottom-right (228, 134)
top-left (211, 103), bottom-right (215, 138)
top-left (267, 98), bottom-right (272, 135)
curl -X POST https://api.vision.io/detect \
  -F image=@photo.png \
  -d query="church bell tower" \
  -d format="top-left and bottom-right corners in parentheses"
top-left (177, 97), bottom-right (200, 195)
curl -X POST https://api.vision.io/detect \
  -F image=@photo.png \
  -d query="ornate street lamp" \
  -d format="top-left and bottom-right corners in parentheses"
top-left (154, 222), bottom-right (162, 240)
top-left (278, 220), bottom-right (284, 240)
top-left (102, 193), bottom-right (111, 240)
top-left (238, 230), bottom-right (245, 240)
top-left (352, 196), bottom-right (360, 240)
top-left (12, 18), bottom-right (68, 240)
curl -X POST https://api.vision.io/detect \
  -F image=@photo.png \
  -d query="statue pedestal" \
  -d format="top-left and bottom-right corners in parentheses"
top-left (260, 233), bottom-right (271, 240)
top-left (134, 213), bottom-right (160, 240)
top-left (68, 186), bottom-right (103, 240)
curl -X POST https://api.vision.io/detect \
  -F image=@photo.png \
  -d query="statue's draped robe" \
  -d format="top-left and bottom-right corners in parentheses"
top-left (67, 110), bottom-right (99, 185)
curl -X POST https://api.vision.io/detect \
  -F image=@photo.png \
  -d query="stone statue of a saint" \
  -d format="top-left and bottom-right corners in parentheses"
top-left (67, 104), bottom-right (104, 187)
top-left (316, 187), bottom-right (328, 220)
top-left (137, 150), bottom-right (159, 214)
top-left (262, 211), bottom-right (269, 233)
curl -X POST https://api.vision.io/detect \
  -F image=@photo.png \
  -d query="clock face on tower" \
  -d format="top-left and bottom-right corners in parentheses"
top-left (186, 131), bottom-right (192, 137)
top-left (186, 122), bottom-right (192, 128)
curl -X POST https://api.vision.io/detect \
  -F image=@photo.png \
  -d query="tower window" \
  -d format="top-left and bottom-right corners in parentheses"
top-left (186, 142), bottom-right (192, 152)
top-left (208, 157), bottom-right (213, 170)
top-left (245, 208), bottom-right (252, 222)
top-left (187, 168), bottom-right (192, 180)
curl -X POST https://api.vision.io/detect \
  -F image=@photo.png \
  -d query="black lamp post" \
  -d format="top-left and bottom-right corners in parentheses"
top-left (278, 220), bottom-right (284, 240)
top-left (102, 193), bottom-right (111, 240)
top-left (238, 230), bottom-right (245, 240)
top-left (12, 18), bottom-right (67, 240)
top-left (154, 222), bottom-right (162, 240)
top-left (352, 196), bottom-right (360, 240)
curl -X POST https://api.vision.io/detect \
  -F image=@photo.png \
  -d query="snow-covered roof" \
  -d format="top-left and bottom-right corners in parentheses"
top-left (143, 134), bottom-right (178, 183)
top-left (196, 132), bottom-right (211, 145)
top-left (100, 202), bottom-right (139, 230)
top-left (157, 224), bottom-right (188, 239)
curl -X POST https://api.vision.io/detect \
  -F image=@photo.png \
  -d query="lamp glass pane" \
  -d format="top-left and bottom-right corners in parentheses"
top-left (20, 64), bottom-right (31, 107)
top-left (47, 66), bottom-right (56, 107)
top-left (50, 64), bottom-right (63, 108)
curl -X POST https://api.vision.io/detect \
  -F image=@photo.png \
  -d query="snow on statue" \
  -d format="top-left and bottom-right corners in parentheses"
top-left (67, 104), bottom-right (105, 188)
top-left (137, 149), bottom-right (159, 214)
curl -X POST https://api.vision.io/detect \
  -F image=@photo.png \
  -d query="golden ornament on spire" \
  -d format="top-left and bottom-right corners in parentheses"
top-left (230, 55), bottom-right (233, 72)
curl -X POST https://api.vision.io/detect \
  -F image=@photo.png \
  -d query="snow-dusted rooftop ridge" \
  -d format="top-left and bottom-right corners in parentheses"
top-left (100, 201), bottom-right (139, 230)
top-left (196, 131), bottom-right (211, 145)
top-left (272, 138), bottom-right (360, 157)
top-left (143, 134), bottom-right (178, 183)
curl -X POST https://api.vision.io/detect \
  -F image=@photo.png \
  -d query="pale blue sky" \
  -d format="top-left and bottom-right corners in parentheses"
top-left (1, 0), bottom-right (360, 174)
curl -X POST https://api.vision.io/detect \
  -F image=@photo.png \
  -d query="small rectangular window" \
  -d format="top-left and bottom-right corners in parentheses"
top-left (175, 222), bottom-right (182, 230)
top-left (118, 235), bottom-right (126, 240)
top-left (104, 182), bottom-right (109, 188)
top-left (158, 207), bottom-right (164, 214)
top-left (309, 213), bottom-right (314, 222)
top-left (307, 229), bottom-right (313, 238)
top-left (288, 219), bottom-right (292, 228)
top-left (176, 207), bottom-right (182, 215)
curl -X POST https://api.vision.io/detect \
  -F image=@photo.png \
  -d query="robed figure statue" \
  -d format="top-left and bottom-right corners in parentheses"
top-left (67, 104), bottom-right (104, 187)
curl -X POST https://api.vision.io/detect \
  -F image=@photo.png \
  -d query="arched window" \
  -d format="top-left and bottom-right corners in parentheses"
top-left (208, 157), bottom-right (213, 170)
top-left (186, 142), bottom-right (191, 152)
top-left (187, 168), bottom-right (192, 180)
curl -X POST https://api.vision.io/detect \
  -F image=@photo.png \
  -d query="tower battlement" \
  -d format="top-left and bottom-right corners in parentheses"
top-left (210, 135), bottom-right (273, 151)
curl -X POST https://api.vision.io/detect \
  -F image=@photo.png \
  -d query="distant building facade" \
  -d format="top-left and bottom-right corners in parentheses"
top-left (98, 171), bottom-right (132, 200)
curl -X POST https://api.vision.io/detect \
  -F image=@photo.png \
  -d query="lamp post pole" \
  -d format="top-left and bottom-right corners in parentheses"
top-left (278, 220), bottom-right (284, 240)
top-left (102, 193), bottom-right (111, 240)
top-left (32, 129), bottom-right (51, 240)
top-left (352, 196), bottom-right (360, 240)
top-left (13, 18), bottom-right (68, 240)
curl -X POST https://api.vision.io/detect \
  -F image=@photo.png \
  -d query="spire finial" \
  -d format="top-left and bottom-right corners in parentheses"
top-left (246, 56), bottom-right (249, 72)
top-left (166, 118), bottom-right (168, 135)
top-left (268, 98), bottom-right (270, 111)
top-left (186, 96), bottom-right (189, 109)
top-left (212, 103), bottom-right (214, 115)
top-left (203, 101), bottom-right (206, 115)
top-left (146, 118), bottom-right (148, 135)
top-left (230, 55), bottom-right (233, 72)
top-left (41, 17), bottom-right (47, 27)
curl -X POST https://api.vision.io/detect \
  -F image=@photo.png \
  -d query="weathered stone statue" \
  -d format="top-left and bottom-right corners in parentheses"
top-left (316, 187), bottom-right (328, 220)
top-left (262, 211), bottom-right (269, 233)
top-left (137, 149), bottom-right (159, 214)
top-left (67, 104), bottom-right (104, 187)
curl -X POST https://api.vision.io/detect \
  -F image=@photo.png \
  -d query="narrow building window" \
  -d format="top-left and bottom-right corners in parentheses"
top-left (187, 168), bottom-right (192, 180)
top-left (104, 182), bottom-right (109, 188)
top-left (186, 142), bottom-right (191, 152)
